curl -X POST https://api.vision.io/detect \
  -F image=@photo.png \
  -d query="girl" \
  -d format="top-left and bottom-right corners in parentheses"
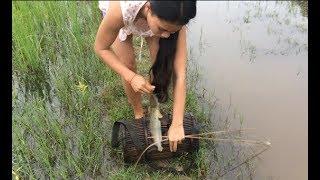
top-left (94, 1), bottom-right (197, 152)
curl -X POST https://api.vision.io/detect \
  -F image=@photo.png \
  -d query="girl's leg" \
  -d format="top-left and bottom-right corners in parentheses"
top-left (145, 36), bottom-right (159, 65)
top-left (112, 34), bottom-right (144, 119)
top-left (145, 36), bottom-right (163, 117)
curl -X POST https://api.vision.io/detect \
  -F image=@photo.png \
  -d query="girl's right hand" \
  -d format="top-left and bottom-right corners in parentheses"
top-left (129, 74), bottom-right (155, 94)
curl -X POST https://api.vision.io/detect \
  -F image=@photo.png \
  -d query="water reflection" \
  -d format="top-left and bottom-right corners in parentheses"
top-left (187, 1), bottom-right (307, 179)
top-left (224, 1), bottom-right (308, 62)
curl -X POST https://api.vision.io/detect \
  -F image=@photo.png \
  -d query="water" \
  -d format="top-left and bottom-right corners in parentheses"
top-left (187, 1), bottom-right (308, 179)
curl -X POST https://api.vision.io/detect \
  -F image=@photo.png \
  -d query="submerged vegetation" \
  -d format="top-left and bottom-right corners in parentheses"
top-left (225, 1), bottom-right (308, 62)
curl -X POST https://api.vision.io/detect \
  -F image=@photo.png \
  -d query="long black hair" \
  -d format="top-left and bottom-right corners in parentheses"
top-left (149, 1), bottom-right (197, 103)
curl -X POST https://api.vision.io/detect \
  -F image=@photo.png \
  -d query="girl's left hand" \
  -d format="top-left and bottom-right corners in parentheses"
top-left (167, 124), bottom-right (185, 152)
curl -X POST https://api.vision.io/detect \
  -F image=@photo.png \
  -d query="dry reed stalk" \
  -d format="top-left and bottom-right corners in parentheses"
top-left (146, 128), bottom-right (256, 139)
top-left (217, 146), bottom-right (271, 177)
top-left (147, 136), bottom-right (271, 146)
top-left (134, 138), bottom-right (169, 167)
top-left (138, 36), bottom-right (143, 61)
top-left (135, 128), bottom-right (271, 171)
top-left (188, 128), bottom-right (256, 137)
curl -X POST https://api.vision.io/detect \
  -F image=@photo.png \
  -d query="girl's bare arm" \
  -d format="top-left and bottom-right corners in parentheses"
top-left (172, 26), bottom-right (188, 127)
top-left (94, 1), bottom-right (135, 82)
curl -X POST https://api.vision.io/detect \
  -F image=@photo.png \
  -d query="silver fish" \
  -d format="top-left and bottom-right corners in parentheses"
top-left (148, 94), bottom-right (163, 151)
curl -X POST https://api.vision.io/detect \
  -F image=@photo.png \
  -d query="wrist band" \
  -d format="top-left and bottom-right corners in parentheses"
top-left (171, 123), bottom-right (183, 127)
top-left (129, 73), bottom-right (137, 84)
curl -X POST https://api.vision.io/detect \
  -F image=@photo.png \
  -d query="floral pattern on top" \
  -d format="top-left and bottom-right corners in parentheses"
top-left (99, 1), bottom-right (154, 41)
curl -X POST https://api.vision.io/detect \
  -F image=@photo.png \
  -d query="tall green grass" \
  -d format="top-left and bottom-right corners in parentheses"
top-left (12, 1), bottom-right (213, 179)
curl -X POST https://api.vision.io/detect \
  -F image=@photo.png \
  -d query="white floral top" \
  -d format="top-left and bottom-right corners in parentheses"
top-left (99, 1), bottom-right (154, 41)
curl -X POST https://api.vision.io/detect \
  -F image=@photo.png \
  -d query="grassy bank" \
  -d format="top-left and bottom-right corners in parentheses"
top-left (13, 1), bottom-right (213, 179)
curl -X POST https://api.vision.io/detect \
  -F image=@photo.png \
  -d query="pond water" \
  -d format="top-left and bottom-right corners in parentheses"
top-left (187, 1), bottom-right (308, 179)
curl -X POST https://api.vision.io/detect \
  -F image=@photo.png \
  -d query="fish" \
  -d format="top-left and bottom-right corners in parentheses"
top-left (148, 94), bottom-right (163, 151)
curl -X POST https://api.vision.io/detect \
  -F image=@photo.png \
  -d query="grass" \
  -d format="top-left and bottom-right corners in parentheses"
top-left (12, 1), bottom-right (214, 179)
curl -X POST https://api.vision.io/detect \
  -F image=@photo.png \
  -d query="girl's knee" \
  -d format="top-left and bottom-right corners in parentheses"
top-left (119, 53), bottom-right (136, 70)
top-left (112, 35), bottom-right (136, 70)
top-left (123, 60), bottom-right (136, 71)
